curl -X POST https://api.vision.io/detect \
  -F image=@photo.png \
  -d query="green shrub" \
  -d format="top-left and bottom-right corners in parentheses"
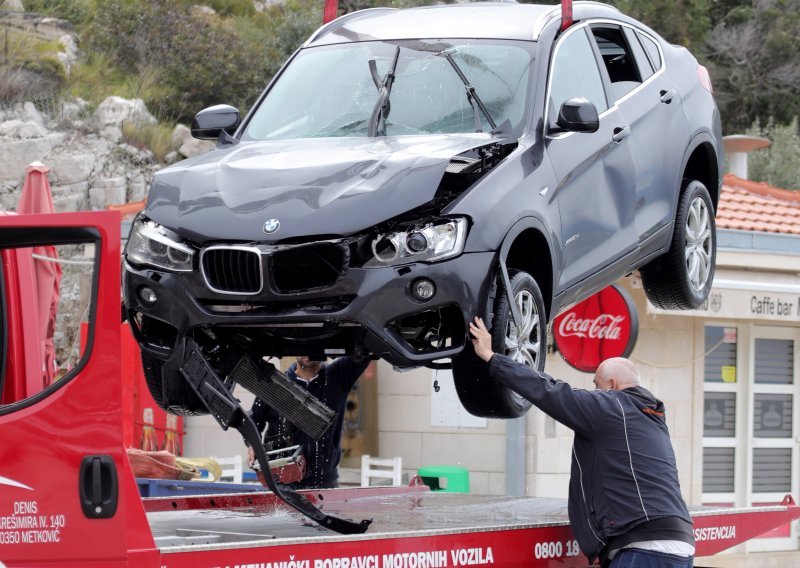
top-left (746, 117), bottom-right (800, 191)
top-left (84, 0), bottom-right (266, 121)
top-left (188, 0), bottom-right (256, 17)
top-left (66, 53), bottom-right (173, 112)
top-left (121, 121), bottom-right (175, 163)
top-left (262, 0), bottom-right (321, 78)
top-left (23, 55), bottom-right (66, 82)
top-left (23, 0), bottom-right (92, 25)
top-left (0, 24), bottom-right (65, 102)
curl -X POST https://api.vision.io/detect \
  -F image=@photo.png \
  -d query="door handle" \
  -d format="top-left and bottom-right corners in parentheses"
top-left (612, 126), bottom-right (630, 142)
top-left (79, 455), bottom-right (118, 519)
top-left (660, 89), bottom-right (676, 104)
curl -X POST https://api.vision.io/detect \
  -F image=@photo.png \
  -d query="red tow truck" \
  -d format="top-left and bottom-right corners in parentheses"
top-left (1, 213), bottom-right (799, 567)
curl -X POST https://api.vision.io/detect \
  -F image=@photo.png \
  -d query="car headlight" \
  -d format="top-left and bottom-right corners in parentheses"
top-left (365, 218), bottom-right (467, 267)
top-left (125, 217), bottom-right (195, 272)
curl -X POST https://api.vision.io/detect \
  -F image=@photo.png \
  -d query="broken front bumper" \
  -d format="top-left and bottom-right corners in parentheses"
top-left (123, 250), bottom-right (495, 367)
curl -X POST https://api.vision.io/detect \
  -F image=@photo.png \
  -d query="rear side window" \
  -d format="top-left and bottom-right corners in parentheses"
top-left (623, 27), bottom-right (654, 81)
top-left (549, 28), bottom-right (608, 119)
top-left (590, 25), bottom-right (641, 100)
top-left (637, 31), bottom-right (663, 72)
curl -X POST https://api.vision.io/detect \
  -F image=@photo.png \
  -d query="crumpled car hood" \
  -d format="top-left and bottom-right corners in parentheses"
top-left (145, 134), bottom-right (502, 243)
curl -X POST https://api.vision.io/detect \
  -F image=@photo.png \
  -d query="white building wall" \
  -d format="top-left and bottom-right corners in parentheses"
top-left (376, 361), bottom-right (507, 495)
top-left (374, 276), bottom-right (699, 504)
top-left (183, 386), bottom-right (256, 465)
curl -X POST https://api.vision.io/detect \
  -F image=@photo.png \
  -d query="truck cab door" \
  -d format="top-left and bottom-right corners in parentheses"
top-left (0, 211), bottom-right (155, 566)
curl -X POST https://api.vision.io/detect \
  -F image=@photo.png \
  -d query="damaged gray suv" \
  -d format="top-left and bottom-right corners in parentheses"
top-left (123, 1), bottom-right (722, 419)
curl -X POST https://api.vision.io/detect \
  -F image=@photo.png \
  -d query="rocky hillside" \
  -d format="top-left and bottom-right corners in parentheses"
top-left (0, 4), bottom-right (220, 373)
top-left (0, 95), bottom-right (212, 213)
top-left (0, 5), bottom-right (217, 213)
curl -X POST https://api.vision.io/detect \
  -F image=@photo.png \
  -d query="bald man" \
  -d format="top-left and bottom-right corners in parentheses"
top-left (470, 317), bottom-right (694, 568)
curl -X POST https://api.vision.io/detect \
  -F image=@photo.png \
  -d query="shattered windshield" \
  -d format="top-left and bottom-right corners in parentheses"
top-left (243, 39), bottom-right (534, 140)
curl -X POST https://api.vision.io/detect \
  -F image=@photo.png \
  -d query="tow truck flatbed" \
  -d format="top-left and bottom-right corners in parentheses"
top-left (143, 485), bottom-right (800, 567)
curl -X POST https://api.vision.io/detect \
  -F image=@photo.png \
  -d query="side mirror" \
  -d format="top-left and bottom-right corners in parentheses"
top-left (555, 97), bottom-right (599, 133)
top-left (191, 104), bottom-right (241, 140)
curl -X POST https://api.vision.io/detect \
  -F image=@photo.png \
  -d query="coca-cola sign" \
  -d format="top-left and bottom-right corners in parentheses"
top-left (553, 284), bottom-right (638, 372)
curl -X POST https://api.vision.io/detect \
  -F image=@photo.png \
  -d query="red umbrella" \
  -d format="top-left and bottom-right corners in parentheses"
top-left (17, 162), bottom-right (63, 387)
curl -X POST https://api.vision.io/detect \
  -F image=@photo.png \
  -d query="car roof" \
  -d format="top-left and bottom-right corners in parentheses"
top-left (305, 1), bottom-right (622, 47)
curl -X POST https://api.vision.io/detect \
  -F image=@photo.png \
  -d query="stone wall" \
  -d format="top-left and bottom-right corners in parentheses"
top-left (0, 97), bottom-right (158, 212)
top-left (0, 96), bottom-right (213, 213)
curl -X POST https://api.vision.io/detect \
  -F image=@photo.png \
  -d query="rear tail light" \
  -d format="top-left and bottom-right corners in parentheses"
top-left (698, 65), bottom-right (713, 93)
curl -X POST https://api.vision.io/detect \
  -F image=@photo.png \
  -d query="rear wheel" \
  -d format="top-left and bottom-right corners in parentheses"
top-left (453, 270), bottom-right (546, 418)
top-left (641, 179), bottom-right (716, 310)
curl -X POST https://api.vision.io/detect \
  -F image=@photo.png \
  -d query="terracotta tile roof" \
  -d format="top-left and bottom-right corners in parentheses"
top-left (716, 174), bottom-right (800, 235)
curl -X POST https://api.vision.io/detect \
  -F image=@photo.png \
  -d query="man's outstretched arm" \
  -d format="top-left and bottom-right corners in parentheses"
top-left (469, 317), bottom-right (601, 437)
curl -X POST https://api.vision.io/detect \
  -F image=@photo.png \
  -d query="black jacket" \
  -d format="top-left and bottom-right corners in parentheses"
top-left (488, 354), bottom-right (693, 563)
top-left (250, 357), bottom-right (370, 488)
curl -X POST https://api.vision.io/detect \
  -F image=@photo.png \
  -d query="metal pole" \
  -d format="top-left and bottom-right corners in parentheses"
top-left (505, 415), bottom-right (527, 496)
top-left (561, 0), bottom-right (573, 31)
top-left (323, 0), bottom-right (338, 24)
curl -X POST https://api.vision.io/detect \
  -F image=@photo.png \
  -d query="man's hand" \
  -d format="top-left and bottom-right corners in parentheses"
top-left (469, 317), bottom-right (495, 362)
top-left (247, 446), bottom-right (256, 468)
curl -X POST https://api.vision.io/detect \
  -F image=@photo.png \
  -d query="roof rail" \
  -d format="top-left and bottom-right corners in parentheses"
top-left (304, 7), bottom-right (398, 47)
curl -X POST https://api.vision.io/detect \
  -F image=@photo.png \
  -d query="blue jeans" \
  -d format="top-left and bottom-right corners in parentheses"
top-left (609, 548), bottom-right (693, 568)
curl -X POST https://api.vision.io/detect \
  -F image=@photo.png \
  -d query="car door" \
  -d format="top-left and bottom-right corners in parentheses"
top-left (588, 23), bottom-right (690, 247)
top-left (0, 211), bottom-right (155, 565)
top-left (545, 25), bottom-right (638, 294)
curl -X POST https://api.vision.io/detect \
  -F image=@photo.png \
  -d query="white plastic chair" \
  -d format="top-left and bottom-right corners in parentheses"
top-left (360, 455), bottom-right (402, 487)
top-left (212, 455), bottom-right (243, 483)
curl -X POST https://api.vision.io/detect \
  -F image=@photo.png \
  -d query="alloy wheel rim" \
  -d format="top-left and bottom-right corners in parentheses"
top-left (504, 289), bottom-right (541, 367)
top-left (684, 196), bottom-right (712, 292)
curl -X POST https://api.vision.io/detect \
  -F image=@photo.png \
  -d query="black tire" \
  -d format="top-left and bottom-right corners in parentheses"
top-left (452, 271), bottom-right (547, 418)
top-left (641, 179), bottom-right (716, 310)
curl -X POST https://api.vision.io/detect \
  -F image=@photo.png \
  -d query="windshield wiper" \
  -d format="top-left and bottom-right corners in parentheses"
top-left (368, 45), bottom-right (401, 137)
top-left (442, 52), bottom-right (497, 133)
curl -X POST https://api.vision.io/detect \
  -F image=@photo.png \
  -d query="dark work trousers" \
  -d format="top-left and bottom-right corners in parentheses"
top-left (609, 549), bottom-right (693, 568)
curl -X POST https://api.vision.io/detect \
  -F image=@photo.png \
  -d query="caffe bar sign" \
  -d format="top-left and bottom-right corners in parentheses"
top-left (647, 279), bottom-right (800, 321)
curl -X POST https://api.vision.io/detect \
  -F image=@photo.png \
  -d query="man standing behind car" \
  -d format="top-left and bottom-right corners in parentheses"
top-left (469, 317), bottom-right (695, 568)
top-left (247, 355), bottom-right (370, 489)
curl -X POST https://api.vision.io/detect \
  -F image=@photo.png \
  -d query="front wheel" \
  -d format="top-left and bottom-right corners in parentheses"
top-left (452, 270), bottom-right (546, 418)
top-left (641, 179), bottom-right (716, 310)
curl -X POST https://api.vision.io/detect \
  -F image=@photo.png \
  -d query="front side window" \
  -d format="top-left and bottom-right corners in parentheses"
top-left (548, 28), bottom-right (608, 118)
top-left (244, 39), bottom-right (534, 140)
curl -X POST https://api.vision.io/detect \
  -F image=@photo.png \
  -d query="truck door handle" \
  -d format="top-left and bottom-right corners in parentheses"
top-left (660, 89), bottom-right (676, 104)
top-left (79, 455), bottom-right (118, 519)
top-left (612, 126), bottom-right (630, 142)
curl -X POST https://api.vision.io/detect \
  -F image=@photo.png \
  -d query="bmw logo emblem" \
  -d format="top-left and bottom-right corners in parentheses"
top-left (263, 218), bottom-right (280, 234)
